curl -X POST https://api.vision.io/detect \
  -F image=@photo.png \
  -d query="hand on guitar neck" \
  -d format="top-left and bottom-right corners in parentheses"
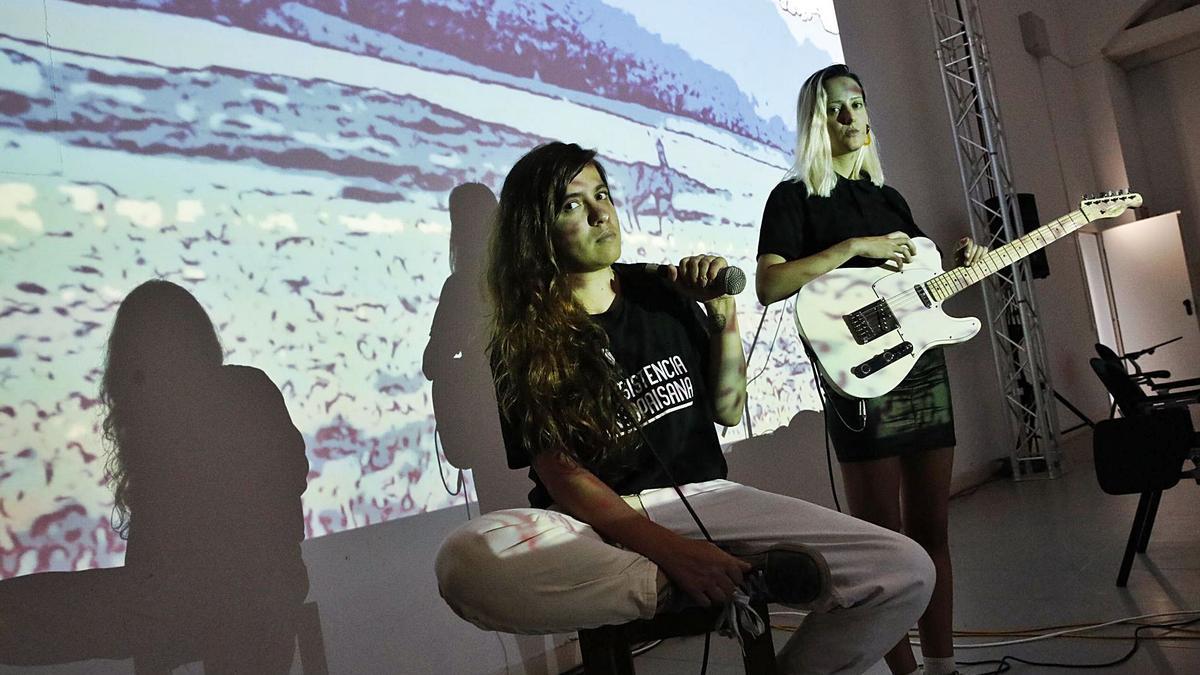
top-left (953, 236), bottom-right (987, 268)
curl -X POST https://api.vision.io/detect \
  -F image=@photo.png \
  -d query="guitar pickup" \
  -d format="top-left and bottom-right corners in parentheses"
top-left (851, 341), bottom-right (914, 378)
top-left (915, 284), bottom-right (932, 308)
top-left (844, 300), bottom-right (899, 344)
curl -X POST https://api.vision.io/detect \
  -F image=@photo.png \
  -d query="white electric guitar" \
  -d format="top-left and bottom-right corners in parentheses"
top-left (795, 190), bottom-right (1143, 399)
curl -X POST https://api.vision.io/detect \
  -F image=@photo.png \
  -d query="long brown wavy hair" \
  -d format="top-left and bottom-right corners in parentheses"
top-left (487, 142), bottom-right (636, 470)
top-left (98, 279), bottom-right (223, 536)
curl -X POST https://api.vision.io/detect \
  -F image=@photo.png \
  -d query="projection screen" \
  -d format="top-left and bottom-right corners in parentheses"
top-left (0, 0), bottom-right (844, 577)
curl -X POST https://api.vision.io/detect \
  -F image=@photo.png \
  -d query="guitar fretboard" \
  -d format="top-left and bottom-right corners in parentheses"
top-left (924, 210), bottom-right (1090, 303)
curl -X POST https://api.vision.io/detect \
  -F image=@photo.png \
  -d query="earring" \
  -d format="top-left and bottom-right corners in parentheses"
top-left (864, 124), bottom-right (872, 146)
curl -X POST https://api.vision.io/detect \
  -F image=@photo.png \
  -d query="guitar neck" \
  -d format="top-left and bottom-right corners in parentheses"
top-left (924, 209), bottom-right (1089, 302)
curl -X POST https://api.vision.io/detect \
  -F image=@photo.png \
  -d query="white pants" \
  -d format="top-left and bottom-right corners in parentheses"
top-left (436, 479), bottom-right (934, 674)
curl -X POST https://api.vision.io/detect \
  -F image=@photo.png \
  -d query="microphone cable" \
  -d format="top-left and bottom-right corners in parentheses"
top-left (601, 375), bottom-right (723, 675)
top-left (602, 279), bottom-right (763, 673)
top-left (432, 423), bottom-right (472, 521)
top-left (606, 374), bottom-right (716, 544)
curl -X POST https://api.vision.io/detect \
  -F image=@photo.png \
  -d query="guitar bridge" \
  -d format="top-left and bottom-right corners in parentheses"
top-left (851, 341), bottom-right (914, 379)
top-left (844, 300), bottom-right (899, 345)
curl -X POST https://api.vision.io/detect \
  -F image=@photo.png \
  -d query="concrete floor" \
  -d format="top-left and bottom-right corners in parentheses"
top-left (631, 433), bottom-right (1200, 674)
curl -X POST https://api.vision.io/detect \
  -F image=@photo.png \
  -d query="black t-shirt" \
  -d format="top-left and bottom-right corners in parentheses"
top-left (500, 263), bottom-right (728, 508)
top-left (758, 176), bottom-right (929, 267)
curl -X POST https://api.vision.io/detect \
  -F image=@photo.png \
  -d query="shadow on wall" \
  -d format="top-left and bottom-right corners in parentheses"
top-left (424, 182), bottom-right (570, 674)
top-left (726, 409), bottom-right (840, 509)
top-left (0, 280), bottom-right (319, 673)
top-left (424, 182), bottom-right (529, 514)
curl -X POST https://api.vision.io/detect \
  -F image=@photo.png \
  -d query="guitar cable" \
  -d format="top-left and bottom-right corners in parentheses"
top-left (743, 297), bottom-right (866, 434)
top-left (743, 298), bottom-right (783, 388)
top-left (802, 336), bottom-right (868, 436)
top-left (738, 295), bottom-right (855, 514)
top-left (798, 318), bottom-right (876, 514)
top-left (763, 609), bottom-right (1200, 673)
top-left (805, 343), bottom-right (847, 514)
top-left (737, 298), bottom-right (783, 440)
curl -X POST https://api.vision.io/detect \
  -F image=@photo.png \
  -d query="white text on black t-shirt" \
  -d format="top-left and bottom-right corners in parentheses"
top-left (615, 354), bottom-right (695, 426)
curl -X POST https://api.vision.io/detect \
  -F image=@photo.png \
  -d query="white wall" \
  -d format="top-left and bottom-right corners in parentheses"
top-left (1039, 0), bottom-right (1200, 384)
top-left (1127, 47), bottom-right (1200, 310)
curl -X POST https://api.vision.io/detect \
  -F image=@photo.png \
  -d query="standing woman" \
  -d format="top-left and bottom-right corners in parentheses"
top-left (756, 64), bottom-right (983, 675)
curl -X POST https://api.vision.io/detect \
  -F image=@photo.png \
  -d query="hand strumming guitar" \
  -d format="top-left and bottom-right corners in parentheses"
top-left (853, 231), bottom-right (916, 268)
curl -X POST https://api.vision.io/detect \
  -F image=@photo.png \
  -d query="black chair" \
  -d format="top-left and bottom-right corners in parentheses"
top-left (1092, 409), bottom-right (1195, 586)
top-left (578, 600), bottom-right (777, 674)
top-left (1089, 351), bottom-right (1200, 587)
top-left (1093, 342), bottom-right (1200, 416)
top-left (1090, 345), bottom-right (1200, 418)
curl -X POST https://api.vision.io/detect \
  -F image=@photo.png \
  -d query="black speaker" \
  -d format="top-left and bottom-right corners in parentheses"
top-left (983, 193), bottom-right (1050, 279)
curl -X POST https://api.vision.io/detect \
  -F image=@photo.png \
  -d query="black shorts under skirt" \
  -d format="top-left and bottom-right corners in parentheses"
top-left (823, 348), bottom-right (957, 463)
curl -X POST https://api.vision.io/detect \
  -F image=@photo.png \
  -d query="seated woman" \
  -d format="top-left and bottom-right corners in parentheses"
top-left (435, 141), bottom-right (935, 674)
top-left (0, 280), bottom-right (310, 673)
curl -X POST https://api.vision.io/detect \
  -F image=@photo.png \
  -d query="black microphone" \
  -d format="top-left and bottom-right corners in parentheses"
top-left (642, 263), bottom-right (746, 296)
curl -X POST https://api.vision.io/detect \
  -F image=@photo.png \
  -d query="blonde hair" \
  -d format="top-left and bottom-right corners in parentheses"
top-left (785, 64), bottom-right (884, 197)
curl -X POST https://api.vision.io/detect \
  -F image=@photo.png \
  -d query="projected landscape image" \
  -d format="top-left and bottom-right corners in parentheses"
top-left (0, 0), bottom-right (843, 577)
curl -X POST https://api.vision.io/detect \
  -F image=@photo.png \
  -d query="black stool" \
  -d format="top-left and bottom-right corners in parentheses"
top-left (578, 599), bottom-right (777, 674)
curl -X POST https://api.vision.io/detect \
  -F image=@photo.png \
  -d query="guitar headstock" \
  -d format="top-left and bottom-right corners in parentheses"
top-left (1080, 189), bottom-right (1143, 222)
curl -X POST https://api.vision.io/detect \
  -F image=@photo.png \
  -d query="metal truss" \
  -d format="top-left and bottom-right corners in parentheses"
top-left (929, 0), bottom-right (1062, 479)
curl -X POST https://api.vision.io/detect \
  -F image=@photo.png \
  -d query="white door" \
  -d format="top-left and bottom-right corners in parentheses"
top-left (1100, 211), bottom-right (1200, 383)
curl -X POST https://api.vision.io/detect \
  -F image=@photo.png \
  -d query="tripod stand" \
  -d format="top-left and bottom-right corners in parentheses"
top-left (1053, 389), bottom-right (1095, 433)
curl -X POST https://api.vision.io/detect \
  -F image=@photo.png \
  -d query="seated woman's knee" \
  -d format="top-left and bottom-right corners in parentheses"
top-left (881, 528), bottom-right (936, 601)
top-left (435, 510), bottom-right (561, 622)
top-left (436, 521), bottom-right (508, 602)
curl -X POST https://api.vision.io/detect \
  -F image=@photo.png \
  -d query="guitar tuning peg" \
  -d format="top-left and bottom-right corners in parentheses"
top-left (1084, 192), bottom-right (1095, 200)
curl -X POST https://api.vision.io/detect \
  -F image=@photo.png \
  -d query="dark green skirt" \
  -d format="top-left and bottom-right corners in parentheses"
top-left (823, 348), bottom-right (957, 462)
